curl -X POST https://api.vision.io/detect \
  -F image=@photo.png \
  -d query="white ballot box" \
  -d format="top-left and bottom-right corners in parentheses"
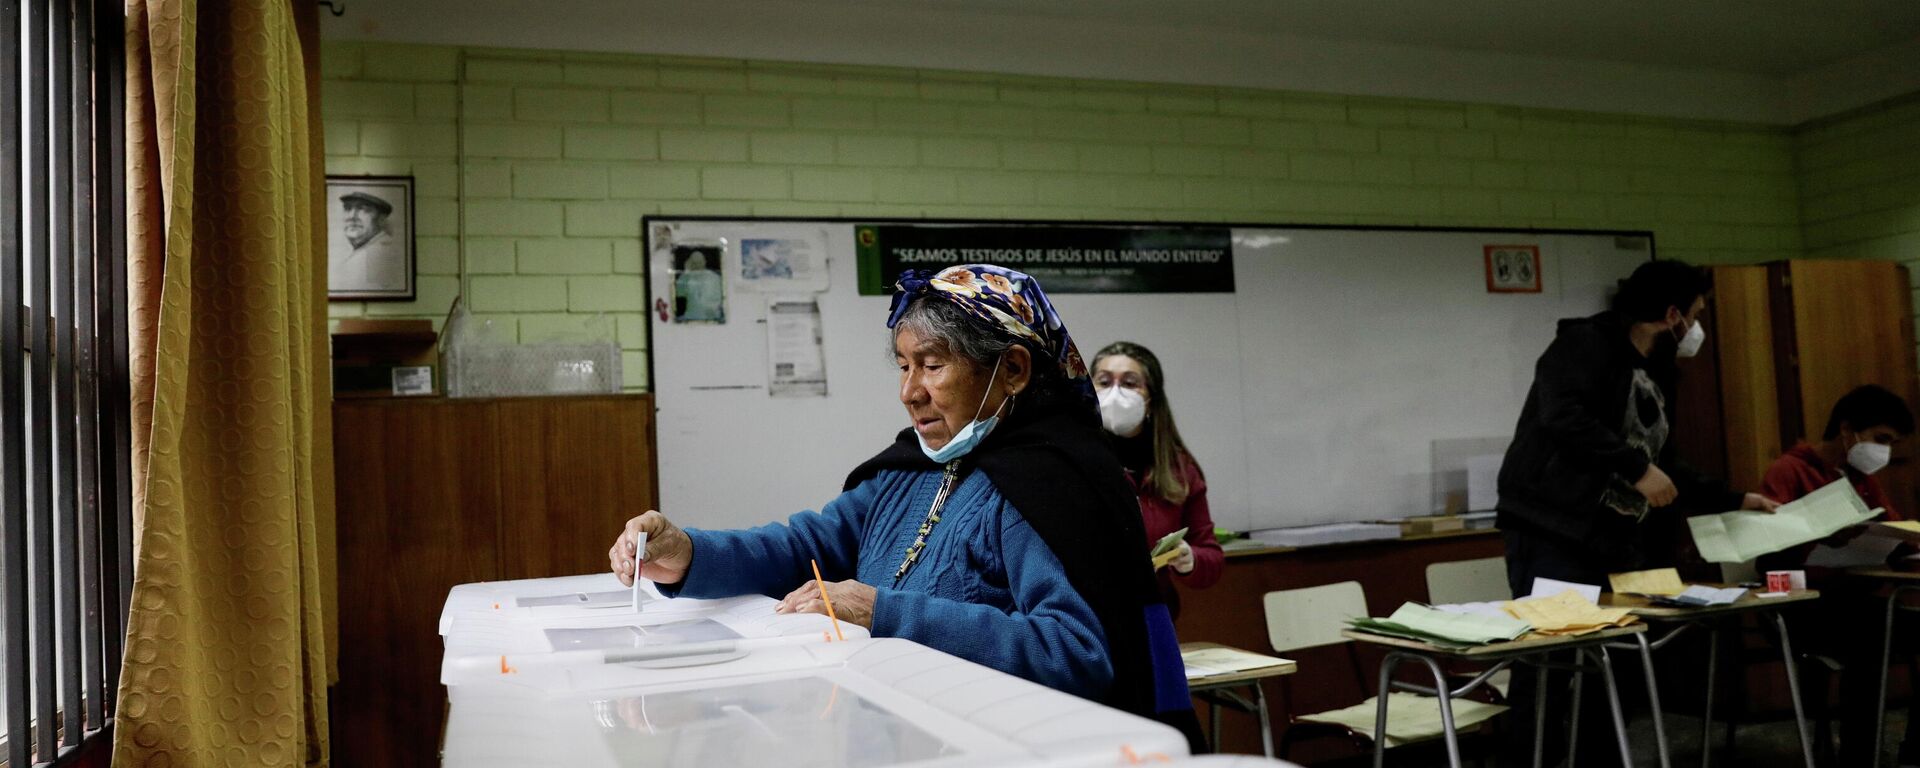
top-left (440, 573), bottom-right (867, 687)
top-left (440, 637), bottom-right (1190, 768)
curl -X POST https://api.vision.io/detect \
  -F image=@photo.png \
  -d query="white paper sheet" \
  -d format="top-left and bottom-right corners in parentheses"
top-left (735, 228), bottom-right (830, 293)
top-left (766, 297), bottom-right (827, 397)
top-left (1529, 577), bottom-right (1602, 603)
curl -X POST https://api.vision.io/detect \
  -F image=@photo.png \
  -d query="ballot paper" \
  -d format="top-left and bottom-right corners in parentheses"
top-left (1645, 585), bottom-right (1747, 607)
top-left (1529, 577), bottom-right (1603, 603)
top-left (1349, 603), bottom-right (1531, 647)
top-left (1502, 590), bottom-right (1636, 636)
top-left (1689, 479), bottom-right (1883, 563)
top-left (1609, 568), bottom-right (1686, 597)
top-left (1432, 601), bottom-right (1514, 620)
top-left (1151, 527), bottom-right (1189, 557)
top-left (1180, 646), bottom-right (1293, 679)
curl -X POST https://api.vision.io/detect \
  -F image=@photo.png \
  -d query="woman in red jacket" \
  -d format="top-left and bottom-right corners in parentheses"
top-left (1092, 341), bottom-right (1222, 619)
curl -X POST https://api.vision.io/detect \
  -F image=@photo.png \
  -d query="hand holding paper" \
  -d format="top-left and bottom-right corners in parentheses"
top-left (1688, 479), bottom-right (1882, 563)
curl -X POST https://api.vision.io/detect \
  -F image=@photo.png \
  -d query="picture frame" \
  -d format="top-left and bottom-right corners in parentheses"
top-left (327, 175), bottom-right (415, 301)
top-left (1483, 244), bottom-right (1542, 293)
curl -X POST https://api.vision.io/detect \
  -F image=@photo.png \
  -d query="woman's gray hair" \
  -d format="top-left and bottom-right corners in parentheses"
top-left (888, 297), bottom-right (1015, 369)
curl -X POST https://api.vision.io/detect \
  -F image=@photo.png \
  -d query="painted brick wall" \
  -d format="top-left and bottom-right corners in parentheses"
top-left (322, 42), bottom-right (1809, 391)
top-left (1792, 93), bottom-right (1920, 352)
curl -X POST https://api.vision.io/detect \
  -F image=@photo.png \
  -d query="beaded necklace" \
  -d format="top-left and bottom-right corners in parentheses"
top-left (893, 460), bottom-right (963, 585)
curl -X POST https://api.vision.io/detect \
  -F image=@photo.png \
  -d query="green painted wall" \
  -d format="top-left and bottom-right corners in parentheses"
top-left (1792, 93), bottom-right (1920, 346)
top-left (323, 42), bottom-right (1818, 391)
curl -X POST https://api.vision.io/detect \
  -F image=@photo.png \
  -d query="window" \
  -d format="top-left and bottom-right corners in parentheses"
top-left (2, 0), bottom-right (132, 765)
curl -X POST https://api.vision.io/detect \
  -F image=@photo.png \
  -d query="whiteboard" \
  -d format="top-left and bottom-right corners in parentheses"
top-left (645, 220), bottom-right (1651, 533)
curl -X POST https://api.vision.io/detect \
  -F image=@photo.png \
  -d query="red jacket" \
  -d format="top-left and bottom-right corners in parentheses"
top-left (1129, 452), bottom-right (1223, 619)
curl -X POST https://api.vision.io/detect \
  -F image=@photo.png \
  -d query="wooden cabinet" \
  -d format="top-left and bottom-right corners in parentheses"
top-left (329, 395), bottom-right (657, 768)
top-left (1675, 260), bottom-right (1920, 513)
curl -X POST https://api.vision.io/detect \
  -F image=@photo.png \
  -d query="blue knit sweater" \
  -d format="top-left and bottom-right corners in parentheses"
top-left (670, 468), bottom-right (1114, 698)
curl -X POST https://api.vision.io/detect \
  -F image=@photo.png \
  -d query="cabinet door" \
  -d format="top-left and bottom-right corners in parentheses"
top-left (332, 400), bottom-right (502, 768)
top-left (496, 396), bottom-right (659, 580)
top-left (1674, 265), bottom-right (1784, 493)
top-left (1781, 259), bottom-right (1920, 515)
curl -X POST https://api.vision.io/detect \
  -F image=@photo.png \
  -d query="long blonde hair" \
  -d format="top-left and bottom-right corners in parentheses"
top-left (1094, 341), bottom-right (1193, 504)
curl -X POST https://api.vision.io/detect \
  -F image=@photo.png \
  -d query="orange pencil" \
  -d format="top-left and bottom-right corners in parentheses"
top-left (810, 559), bottom-right (845, 641)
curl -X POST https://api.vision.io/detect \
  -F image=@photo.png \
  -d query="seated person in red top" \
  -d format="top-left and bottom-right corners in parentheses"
top-left (1092, 342), bottom-right (1222, 619)
top-left (1762, 384), bottom-right (1910, 520)
top-left (1758, 383), bottom-right (1916, 767)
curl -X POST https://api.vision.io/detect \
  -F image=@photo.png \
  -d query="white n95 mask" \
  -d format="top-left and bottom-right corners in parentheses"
top-left (1849, 440), bottom-right (1892, 475)
top-left (1674, 320), bottom-right (1705, 358)
top-left (1098, 386), bottom-right (1147, 436)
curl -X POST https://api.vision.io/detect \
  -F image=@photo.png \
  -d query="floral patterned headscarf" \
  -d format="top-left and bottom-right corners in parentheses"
top-left (886, 264), bottom-right (1092, 400)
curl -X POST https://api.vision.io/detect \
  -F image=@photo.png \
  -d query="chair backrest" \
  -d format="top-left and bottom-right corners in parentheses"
top-left (1425, 556), bottom-right (1511, 605)
top-left (1263, 581), bottom-right (1368, 654)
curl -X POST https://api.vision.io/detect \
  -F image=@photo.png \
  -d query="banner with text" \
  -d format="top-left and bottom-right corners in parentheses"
top-left (856, 223), bottom-right (1235, 294)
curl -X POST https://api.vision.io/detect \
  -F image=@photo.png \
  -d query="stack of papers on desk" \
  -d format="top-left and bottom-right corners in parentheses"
top-left (1180, 646), bottom-right (1293, 679)
top-left (1349, 603), bottom-right (1531, 647)
top-left (1647, 585), bottom-right (1747, 607)
top-left (1688, 479), bottom-right (1883, 563)
top-left (1502, 590), bottom-right (1636, 636)
top-left (1608, 568), bottom-right (1745, 606)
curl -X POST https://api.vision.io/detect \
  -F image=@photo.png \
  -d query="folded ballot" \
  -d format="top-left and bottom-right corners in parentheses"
top-left (1349, 603), bottom-right (1531, 647)
top-left (1688, 479), bottom-right (1883, 564)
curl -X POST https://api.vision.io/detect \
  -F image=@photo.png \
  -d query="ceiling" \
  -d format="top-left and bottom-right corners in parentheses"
top-left (835, 0), bottom-right (1920, 77)
top-left (323, 1), bottom-right (1920, 124)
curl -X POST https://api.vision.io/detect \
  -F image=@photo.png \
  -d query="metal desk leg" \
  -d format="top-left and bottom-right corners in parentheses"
top-left (1769, 612), bottom-right (1817, 768)
top-left (1634, 631), bottom-right (1672, 768)
top-left (1410, 654), bottom-right (1464, 768)
top-left (1873, 586), bottom-right (1915, 768)
top-left (1374, 654), bottom-right (1399, 768)
top-left (1210, 696), bottom-right (1222, 754)
top-left (1702, 626), bottom-right (1719, 768)
top-left (1533, 655), bottom-right (1549, 768)
top-left (1569, 661), bottom-right (1585, 768)
top-left (1253, 681), bottom-right (1275, 758)
top-left (1592, 645), bottom-right (1635, 768)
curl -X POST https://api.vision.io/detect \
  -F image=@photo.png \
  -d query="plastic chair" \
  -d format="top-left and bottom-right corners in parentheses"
top-left (1265, 582), bottom-right (1507, 761)
top-left (1425, 557), bottom-right (1513, 699)
top-left (1424, 557), bottom-right (1510, 606)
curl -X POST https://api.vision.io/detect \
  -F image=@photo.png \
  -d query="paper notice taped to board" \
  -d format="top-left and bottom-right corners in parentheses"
top-left (767, 297), bottom-right (827, 397)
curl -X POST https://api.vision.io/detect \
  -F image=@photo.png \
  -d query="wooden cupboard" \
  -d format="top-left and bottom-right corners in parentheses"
top-left (329, 395), bottom-right (658, 767)
top-left (1674, 259), bottom-right (1920, 513)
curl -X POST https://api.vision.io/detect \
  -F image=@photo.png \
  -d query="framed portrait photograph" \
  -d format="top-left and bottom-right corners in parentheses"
top-left (327, 175), bottom-right (415, 301)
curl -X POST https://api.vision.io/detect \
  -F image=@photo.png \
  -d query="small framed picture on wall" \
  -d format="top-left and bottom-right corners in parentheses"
top-left (327, 175), bottom-right (415, 301)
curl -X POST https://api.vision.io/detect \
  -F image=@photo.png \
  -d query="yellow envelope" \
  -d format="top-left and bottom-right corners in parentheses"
top-left (1609, 567), bottom-right (1686, 596)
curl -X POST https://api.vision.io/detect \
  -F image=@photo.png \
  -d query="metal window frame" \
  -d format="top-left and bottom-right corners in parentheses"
top-left (1, 1), bottom-right (129, 764)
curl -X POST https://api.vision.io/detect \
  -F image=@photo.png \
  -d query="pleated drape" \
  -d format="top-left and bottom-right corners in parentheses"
top-left (116, 0), bottom-right (335, 764)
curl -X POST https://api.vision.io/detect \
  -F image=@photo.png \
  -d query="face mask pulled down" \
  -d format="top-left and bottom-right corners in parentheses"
top-left (917, 360), bottom-right (1005, 463)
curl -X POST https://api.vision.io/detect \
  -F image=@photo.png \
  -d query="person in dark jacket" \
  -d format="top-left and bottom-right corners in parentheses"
top-left (1495, 259), bottom-right (1776, 766)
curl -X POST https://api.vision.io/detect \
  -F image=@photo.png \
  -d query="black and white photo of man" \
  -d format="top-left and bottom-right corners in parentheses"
top-left (326, 176), bottom-right (414, 300)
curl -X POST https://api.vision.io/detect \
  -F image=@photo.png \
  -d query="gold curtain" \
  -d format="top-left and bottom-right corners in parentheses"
top-left (116, 0), bottom-right (336, 764)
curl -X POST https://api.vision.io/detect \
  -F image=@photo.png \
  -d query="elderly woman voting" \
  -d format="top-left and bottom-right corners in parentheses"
top-left (608, 265), bottom-right (1200, 743)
